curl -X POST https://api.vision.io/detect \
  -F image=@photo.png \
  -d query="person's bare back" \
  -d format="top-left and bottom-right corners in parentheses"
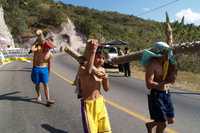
top-left (32, 45), bottom-right (52, 67)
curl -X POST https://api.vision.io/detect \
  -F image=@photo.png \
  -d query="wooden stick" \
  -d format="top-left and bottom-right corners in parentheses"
top-left (64, 45), bottom-right (82, 62)
top-left (63, 38), bottom-right (200, 65)
top-left (110, 42), bottom-right (200, 64)
top-left (165, 12), bottom-right (173, 46)
top-left (165, 23), bottom-right (173, 46)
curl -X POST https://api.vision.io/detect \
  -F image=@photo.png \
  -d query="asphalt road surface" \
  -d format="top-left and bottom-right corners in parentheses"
top-left (0, 53), bottom-right (200, 133)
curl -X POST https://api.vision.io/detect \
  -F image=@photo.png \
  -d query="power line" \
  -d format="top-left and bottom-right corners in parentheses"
top-left (136, 0), bottom-right (180, 16)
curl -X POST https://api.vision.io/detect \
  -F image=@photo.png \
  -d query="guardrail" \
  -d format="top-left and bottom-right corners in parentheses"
top-left (0, 48), bottom-right (32, 64)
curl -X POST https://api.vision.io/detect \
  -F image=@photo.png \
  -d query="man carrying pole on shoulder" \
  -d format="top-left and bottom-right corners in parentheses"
top-left (141, 41), bottom-right (177, 133)
top-left (31, 29), bottom-right (56, 106)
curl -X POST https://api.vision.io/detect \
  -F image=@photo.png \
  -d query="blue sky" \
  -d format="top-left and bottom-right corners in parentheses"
top-left (58, 0), bottom-right (200, 25)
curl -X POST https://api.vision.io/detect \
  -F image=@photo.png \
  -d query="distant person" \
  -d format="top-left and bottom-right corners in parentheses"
top-left (141, 42), bottom-right (177, 133)
top-left (31, 29), bottom-right (55, 106)
top-left (123, 47), bottom-right (131, 77)
top-left (28, 49), bottom-right (32, 54)
top-left (78, 39), bottom-right (112, 133)
top-left (60, 46), bottom-right (63, 52)
top-left (0, 51), bottom-right (4, 64)
top-left (117, 47), bottom-right (124, 73)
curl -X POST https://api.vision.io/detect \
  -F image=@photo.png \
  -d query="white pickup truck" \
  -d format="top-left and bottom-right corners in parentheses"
top-left (98, 45), bottom-right (119, 68)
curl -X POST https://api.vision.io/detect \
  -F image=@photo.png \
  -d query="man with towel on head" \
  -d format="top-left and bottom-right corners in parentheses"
top-left (141, 42), bottom-right (177, 133)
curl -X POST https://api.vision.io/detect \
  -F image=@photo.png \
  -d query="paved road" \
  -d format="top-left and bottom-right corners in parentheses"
top-left (0, 54), bottom-right (200, 133)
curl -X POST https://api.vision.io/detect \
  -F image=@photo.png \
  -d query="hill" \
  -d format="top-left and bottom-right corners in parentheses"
top-left (0, 0), bottom-right (200, 73)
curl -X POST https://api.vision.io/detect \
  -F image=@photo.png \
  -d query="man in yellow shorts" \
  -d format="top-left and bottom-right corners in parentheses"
top-left (78, 39), bottom-right (112, 133)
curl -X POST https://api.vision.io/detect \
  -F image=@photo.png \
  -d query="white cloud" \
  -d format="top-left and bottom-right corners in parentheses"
top-left (142, 8), bottom-right (150, 11)
top-left (175, 8), bottom-right (200, 25)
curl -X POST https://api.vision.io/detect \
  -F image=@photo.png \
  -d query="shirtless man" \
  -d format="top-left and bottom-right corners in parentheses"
top-left (78, 39), bottom-right (112, 133)
top-left (31, 30), bottom-right (55, 105)
top-left (141, 42), bottom-right (177, 133)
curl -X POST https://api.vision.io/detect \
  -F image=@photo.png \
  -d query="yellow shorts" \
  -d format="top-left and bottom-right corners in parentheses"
top-left (81, 96), bottom-right (112, 133)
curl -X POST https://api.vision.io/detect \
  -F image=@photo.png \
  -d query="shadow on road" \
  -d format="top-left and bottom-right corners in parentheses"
top-left (108, 74), bottom-right (125, 77)
top-left (41, 124), bottom-right (68, 133)
top-left (22, 67), bottom-right (32, 69)
top-left (0, 91), bottom-right (46, 106)
top-left (171, 91), bottom-right (200, 96)
top-left (0, 69), bottom-right (31, 72)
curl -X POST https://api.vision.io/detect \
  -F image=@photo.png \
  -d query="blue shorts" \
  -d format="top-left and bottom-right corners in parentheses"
top-left (31, 66), bottom-right (49, 85)
top-left (148, 89), bottom-right (175, 122)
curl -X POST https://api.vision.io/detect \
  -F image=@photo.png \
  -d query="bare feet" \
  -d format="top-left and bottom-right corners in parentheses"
top-left (145, 122), bottom-right (153, 133)
top-left (46, 99), bottom-right (55, 106)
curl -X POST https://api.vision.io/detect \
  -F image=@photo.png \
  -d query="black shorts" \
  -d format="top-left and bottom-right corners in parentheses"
top-left (148, 89), bottom-right (175, 122)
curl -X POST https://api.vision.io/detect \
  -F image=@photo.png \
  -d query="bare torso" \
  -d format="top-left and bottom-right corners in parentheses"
top-left (152, 61), bottom-right (163, 83)
top-left (146, 58), bottom-right (169, 90)
top-left (79, 66), bottom-right (105, 100)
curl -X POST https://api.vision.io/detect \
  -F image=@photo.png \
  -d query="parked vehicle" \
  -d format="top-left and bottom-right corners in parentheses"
top-left (98, 45), bottom-right (119, 68)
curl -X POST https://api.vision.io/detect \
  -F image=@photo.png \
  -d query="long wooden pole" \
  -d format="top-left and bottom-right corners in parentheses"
top-left (64, 42), bottom-right (200, 64)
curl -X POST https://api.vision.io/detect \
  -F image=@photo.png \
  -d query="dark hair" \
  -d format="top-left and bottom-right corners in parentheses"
top-left (96, 51), bottom-right (104, 56)
top-left (124, 47), bottom-right (128, 50)
top-left (96, 47), bottom-right (103, 55)
top-left (95, 48), bottom-right (105, 58)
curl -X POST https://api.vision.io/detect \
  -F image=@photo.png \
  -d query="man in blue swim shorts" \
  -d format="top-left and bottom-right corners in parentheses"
top-left (31, 29), bottom-right (55, 105)
top-left (141, 42), bottom-right (177, 133)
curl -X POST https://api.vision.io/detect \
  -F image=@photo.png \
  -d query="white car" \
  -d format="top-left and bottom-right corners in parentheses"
top-left (99, 45), bottom-right (119, 68)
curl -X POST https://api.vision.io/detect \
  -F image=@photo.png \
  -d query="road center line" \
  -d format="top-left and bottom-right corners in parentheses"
top-left (52, 70), bottom-right (178, 133)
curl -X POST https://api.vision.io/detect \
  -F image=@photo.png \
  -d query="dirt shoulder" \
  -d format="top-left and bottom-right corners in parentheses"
top-left (132, 65), bottom-right (200, 92)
